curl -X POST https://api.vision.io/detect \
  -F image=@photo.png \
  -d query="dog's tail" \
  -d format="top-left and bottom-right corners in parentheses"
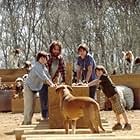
top-left (96, 104), bottom-right (105, 132)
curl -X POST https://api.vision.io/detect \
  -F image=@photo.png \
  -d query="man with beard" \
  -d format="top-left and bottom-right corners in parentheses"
top-left (39, 40), bottom-right (65, 120)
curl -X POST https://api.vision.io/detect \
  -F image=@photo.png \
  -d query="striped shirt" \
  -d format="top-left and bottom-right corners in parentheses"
top-left (47, 54), bottom-right (65, 83)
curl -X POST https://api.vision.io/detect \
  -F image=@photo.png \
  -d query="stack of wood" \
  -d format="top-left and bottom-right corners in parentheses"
top-left (0, 68), bottom-right (26, 112)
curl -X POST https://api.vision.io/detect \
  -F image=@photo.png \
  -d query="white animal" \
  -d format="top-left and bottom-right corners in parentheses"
top-left (122, 51), bottom-right (134, 74)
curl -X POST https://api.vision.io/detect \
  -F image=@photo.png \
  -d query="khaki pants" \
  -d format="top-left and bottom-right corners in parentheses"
top-left (23, 84), bottom-right (36, 124)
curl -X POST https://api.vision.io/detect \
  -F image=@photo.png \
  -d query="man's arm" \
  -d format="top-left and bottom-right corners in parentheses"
top-left (76, 65), bottom-right (82, 83)
top-left (85, 65), bottom-right (92, 83)
top-left (59, 57), bottom-right (66, 82)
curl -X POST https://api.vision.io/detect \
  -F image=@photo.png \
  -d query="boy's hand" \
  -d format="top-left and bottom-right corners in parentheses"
top-left (50, 83), bottom-right (56, 87)
top-left (96, 79), bottom-right (101, 84)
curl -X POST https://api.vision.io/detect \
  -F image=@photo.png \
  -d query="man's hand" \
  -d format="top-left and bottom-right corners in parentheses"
top-left (50, 83), bottom-right (56, 87)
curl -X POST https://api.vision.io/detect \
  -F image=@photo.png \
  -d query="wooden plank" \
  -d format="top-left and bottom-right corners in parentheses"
top-left (133, 88), bottom-right (140, 109)
top-left (15, 127), bottom-right (35, 140)
top-left (0, 68), bottom-right (26, 75)
top-left (22, 126), bottom-right (112, 134)
top-left (65, 63), bottom-right (72, 85)
top-left (11, 97), bottom-right (41, 113)
top-left (21, 133), bottom-right (115, 140)
top-left (48, 86), bottom-right (90, 128)
top-left (0, 68), bottom-right (27, 82)
top-left (15, 126), bottom-right (112, 140)
top-left (110, 74), bottom-right (140, 89)
top-left (22, 136), bottom-right (140, 140)
top-left (14, 114), bottom-right (111, 140)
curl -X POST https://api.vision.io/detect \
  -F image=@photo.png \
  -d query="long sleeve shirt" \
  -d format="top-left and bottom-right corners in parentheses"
top-left (25, 61), bottom-right (51, 91)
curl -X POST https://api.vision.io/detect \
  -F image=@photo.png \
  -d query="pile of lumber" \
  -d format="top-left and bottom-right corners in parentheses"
top-left (0, 68), bottom-right (26, 112)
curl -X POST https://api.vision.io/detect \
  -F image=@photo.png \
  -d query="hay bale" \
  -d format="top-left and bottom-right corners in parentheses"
top-left (116, 85), bottom-right (134, 110)
top-left (116, 86), bottom-right (126, 108)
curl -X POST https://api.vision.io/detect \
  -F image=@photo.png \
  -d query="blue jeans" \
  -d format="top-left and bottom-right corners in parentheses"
top-left (39, 84), bottom-right (48, 119)
top-left (89, 85), bottom-right (96, 99)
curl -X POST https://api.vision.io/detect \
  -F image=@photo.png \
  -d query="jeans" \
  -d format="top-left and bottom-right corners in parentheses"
top-left (89, 85), bottom-right (96, 99)
top-left (39, 84), bottom-right (48, 119)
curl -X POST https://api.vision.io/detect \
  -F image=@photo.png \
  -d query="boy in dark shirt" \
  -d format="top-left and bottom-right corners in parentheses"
top-left (88, 65), bottom-right (131, 131)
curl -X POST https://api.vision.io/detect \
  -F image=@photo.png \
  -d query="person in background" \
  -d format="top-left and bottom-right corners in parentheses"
top-left (39, 40), bottom-right (65, 120)
top-left (133, 57), bottom-right (140, 73)
top-left (76, 43), bottom-right (96, 99)
top-left (22, 51), bottom-right (55, 125)
top-left (23, 61), bottom-right (32, 73)
top-left (88, 65), bottom-right (132, 131)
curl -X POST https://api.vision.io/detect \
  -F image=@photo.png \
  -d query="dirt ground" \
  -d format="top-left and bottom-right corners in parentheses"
top-left (0, 110), bottom-right (140, 140)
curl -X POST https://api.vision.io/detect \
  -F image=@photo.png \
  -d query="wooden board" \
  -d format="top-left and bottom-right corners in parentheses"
top-left (21, 133), bottom-right (116, 140)
top-left (48, 86), bottom-right (89, 128)
top-left (65, 63), bottom-right (72, 85)
top-left (133, 88), bottom-right (140, 109)
top-left (16, 126), bottom-right (112, 140)
top-left (22, 136), bottom-right (140, 140)
top-left (0, 68), bottom-right (27, 82)
top-left (110, 74), bottom-right (140, 89)
top-left (0, 68), bottom-right (26, 75)
top-left (12, 97), bottom-right (41, 113)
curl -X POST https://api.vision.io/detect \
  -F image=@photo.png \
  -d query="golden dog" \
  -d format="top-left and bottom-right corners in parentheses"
top-left (56, 85), bottom-right (105, 134)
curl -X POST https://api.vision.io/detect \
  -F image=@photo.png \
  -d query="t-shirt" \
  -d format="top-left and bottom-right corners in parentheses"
top-left (99, 74), bottom-right (118, 98)
top-left (77, 54), bottom-right (96, 82)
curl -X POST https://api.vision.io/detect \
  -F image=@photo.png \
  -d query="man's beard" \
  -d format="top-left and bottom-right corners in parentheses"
top-left (52, 53), bottom-right (59, 57)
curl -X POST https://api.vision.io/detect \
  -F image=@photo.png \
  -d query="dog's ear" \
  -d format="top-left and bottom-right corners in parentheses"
top-left (66, 85), bottom-right (73, 92)
top-left (56, 87), bottom-right (60, 93)
top-left (56, 85), bottom-right (64, 93)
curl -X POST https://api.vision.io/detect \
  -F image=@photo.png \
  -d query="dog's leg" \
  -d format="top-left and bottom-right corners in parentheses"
top-left (71, 120), bottom-right (76, 134)
top-left (83, 109), bottom-right (97, 133)
top-left (64, 119), bottom-right (69, 134)
top-left (88, 106), bottom-right (100, 133)
top-left (88, 120), bottom-right (97, 133)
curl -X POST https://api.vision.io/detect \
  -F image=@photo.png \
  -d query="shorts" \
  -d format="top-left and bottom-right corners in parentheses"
top-left (109, 93), bottom-right (125, 115)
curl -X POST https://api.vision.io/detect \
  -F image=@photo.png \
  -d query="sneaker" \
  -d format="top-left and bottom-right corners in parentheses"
top-left (123, 123), bottom-right (132, 130)
top-left (36, 117), bottom-right (49, 122)
top-left (112, 123), bottom-right (122, 130)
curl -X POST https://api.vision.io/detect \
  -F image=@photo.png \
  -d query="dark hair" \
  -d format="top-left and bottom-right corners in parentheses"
top-left (95, 65), bottom-right (108, 74)
top-left (49, 40), bottom-right (62, 54)
top-left (135, 57), bottom-right (140, 64)
top-left (78, 43), bottom-right (89, 53)
top-left (36, 51), bottom-right (48, 61)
